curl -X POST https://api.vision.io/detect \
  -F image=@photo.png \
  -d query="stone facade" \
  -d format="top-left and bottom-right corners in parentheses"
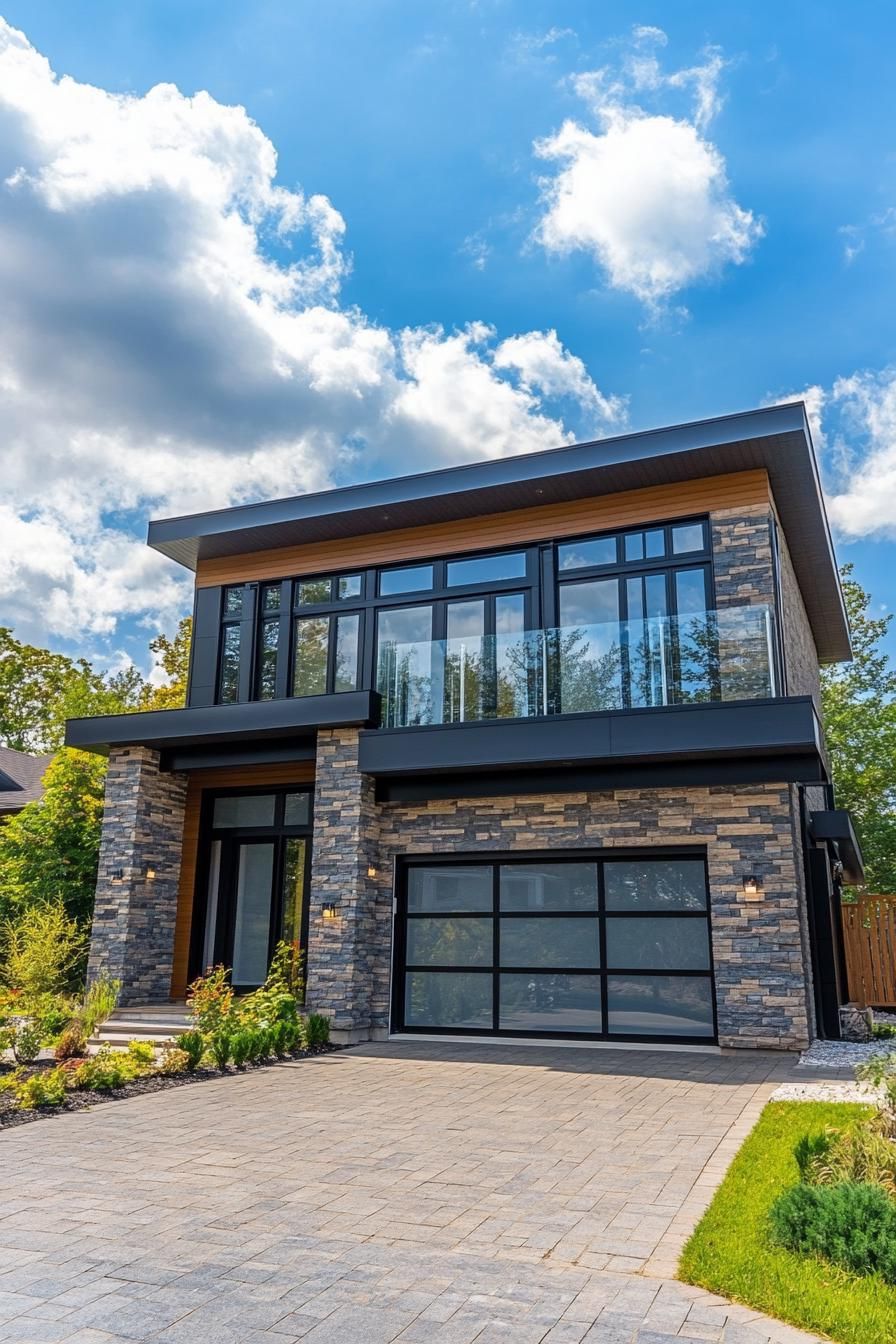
top-left (776, 520), bottom-right (822, 706)
top-left (296, 728), bottom-right (814, 1050)
top-left (305, 727), bottom-right (382, 1042)
top-left (710, 506), bottom-right (776, 610)
top-left (87, 746), bottom-right (187, 1006)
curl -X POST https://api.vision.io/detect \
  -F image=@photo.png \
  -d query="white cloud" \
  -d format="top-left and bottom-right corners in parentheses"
top-left (773, 375), bottom-right (896, 540)
top-left (533, 26), bottom-right (762, 309)
top-left (0, 19), bottom-right (624, 657)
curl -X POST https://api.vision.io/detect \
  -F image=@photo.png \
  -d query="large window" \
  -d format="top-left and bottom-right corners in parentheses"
top-left (394, 854), bottom-right (715, 1042)
top-left (555, 519), bottom-right (714, 710)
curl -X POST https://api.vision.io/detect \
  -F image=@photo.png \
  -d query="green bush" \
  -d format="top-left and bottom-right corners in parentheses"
top-left (16, 1066), bottom-right (68, 1109)
top-left (247, 1027), bottom-right (271, 1063)
top-left (770, 1179), bottom-right (896, 1282)
top-left (230, 1029), bottom-right (253, 1068)
top-left (174, 1030), bottom-right (205, 1072)
top-left (125, 1040), bottom-right (156, 1075)
top-left (32, 994), bottom-right (74, 1041)
top-left (302, 1013), bottom-right (330, 1048)
top-left (79, 975), bottom-right (120, 1037)
top-left (209, 1031), bottom-right (232, 1070)
top-left (873, 1023), bottom-right (896, 1040)
top-left (74, 1046), bottom-right (133, 1091)
top-left (186, 966), bottom-right (233, 1034)
top-left (2, 901), bottom-right (88, 998)
top-left (157, 1045), bottom-right (190, 1075)
top-left (12, 1021), bottom-right (43, 1063)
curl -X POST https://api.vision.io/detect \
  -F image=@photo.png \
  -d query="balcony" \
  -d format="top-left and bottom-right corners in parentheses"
top-left (376, 605), bottom-right (779, 728)
top-left (359, 605), bottom-right (825, 794)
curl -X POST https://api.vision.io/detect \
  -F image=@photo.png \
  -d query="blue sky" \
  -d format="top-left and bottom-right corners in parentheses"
top-left (1, 1), bottom-right (895, 672)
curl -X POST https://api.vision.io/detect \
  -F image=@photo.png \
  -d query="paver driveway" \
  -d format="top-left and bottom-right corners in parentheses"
top-left (0, 1041), bottom-right (821, 1344)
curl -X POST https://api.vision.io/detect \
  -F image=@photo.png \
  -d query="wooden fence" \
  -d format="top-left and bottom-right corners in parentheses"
top-left (841, 894), bottom-right (896, 1009)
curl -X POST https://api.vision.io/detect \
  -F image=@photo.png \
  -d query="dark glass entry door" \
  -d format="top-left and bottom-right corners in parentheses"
top-left (194, 789), bottom-right (312, 989)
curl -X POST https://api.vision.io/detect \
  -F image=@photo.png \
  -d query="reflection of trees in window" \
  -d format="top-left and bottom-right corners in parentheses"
top-left (293, 617), bottom-right (328, 696)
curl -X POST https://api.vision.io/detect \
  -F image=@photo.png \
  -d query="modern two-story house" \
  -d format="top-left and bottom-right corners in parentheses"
top-left (67, 402), bottom-right (863, 1051)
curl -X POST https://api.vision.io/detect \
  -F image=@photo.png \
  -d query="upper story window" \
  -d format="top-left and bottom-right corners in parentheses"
top-left (558, 521), bottom-right (708, 573)
top-left (289, 573), bottom-right (363, 698)
top-left (218, 586), bottom-right (245, 704)
top-left (379, 565), bottom-right (434, 596)
top-left (446, 552), bottom-right (527, 586)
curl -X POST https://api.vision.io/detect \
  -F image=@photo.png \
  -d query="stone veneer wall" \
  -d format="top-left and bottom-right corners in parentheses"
top-left (305, 727), bottom-right (382, 1041)
top-left (776, 521), bottom-right (822, 707)
top-left (87, 746), bottom-right (188, 1006)
top-left (370, 776), bottom-right (814, 1050)
top-left (710, 506), bottom-right (776, 609)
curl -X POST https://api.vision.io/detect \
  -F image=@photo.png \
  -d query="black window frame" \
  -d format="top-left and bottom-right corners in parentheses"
top-left (188, 782), bottom-right (315, 988)
top-left (391, 849), bottom-right (717, 1045)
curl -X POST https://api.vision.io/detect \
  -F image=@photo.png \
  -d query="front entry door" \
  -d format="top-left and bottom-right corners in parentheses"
top-left (194, 789), bottom-right (312, 990)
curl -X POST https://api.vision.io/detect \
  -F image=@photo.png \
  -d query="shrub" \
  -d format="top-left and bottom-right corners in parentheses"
top-left (302, 1013), bottom-right (330, 1048)
top-left (32, 994), bottom-right (75, 1041)
top-left (794, 1130), bottom-right (835, 1181)
top-left (873, 1022), bottom-right (896, 1040)
top-left (230, 1029), bottom-right (253, 1068)
top-left (54, 1022), bottom-right (87, 1061)
top-left (79, 975), bottom-right (120, 1038)
top-left (125, 1040), bottom-right (156, 1075)
top-left (250, 1028), bottom-right (272, 1062)
top-left (186, 966), bottom-right (233, 1035)
top-left (12, 1021), bottom-right (43, 1063)
top-left (0, 1067), bottom-right (24, 1095)
top-left (174, 1030), bottom-right (205, 1072)
top-left (770, 1180), bottom-right (896, 1283)
top-left (157, 1045), bottom-right (190, 1075)
top-left (16, 1067), bottom-right (68, 1109)
top-left (74, 1046), bottom-right (133, 1091)
top-left (209, 1031), bottom-right (232, 1071)
top-left (2, 901), bottom-right (88, 998)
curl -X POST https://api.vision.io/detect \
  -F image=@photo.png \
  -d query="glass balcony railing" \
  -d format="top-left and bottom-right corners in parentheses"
top-left (376, 605), bottom-right (778, 730)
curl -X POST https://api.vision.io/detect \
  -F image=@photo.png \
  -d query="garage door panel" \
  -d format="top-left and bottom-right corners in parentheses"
top-left (395, 854), bottom-right (716, 1043)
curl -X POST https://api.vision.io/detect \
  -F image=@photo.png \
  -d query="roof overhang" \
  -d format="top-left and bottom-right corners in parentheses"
top-left (147, 401), bottom-right (850, 664)
top-left (65, 692), bottom-right (380, 757)
top-left (810, 808), bottom-right (866, 886)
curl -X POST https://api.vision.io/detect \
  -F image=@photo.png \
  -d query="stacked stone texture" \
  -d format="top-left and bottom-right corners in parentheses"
top-left (776, 524), bottom-right (822, 706)
top-left (305, 727), bottom-right (383, 1041)
top-left (87, 746), bottom-right (187, 1006)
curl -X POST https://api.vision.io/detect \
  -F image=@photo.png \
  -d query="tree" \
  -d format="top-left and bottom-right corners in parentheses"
top-left (140, 617), bottom-right (192, 711)
top-left (821, 565), bottom-right (896, 893)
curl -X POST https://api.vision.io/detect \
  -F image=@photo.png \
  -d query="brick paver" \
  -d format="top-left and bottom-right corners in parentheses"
top-left (0, 1042), bottom-right (822, 1342)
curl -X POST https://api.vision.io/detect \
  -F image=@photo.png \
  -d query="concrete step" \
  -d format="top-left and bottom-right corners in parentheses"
top-left (90, 1004), bottom-right (193, 1052)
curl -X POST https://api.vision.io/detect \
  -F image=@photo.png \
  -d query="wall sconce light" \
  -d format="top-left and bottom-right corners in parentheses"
top-left (111, 867), bottom-right (125, 882)
top-left (367, 866), bottom-right (377, 879)
top-left (322, 902), bottom-right (338, 920)
top-left (145, 863), bottom-right (157, 881)
top-left (742, 875), bottom-right (762, 899)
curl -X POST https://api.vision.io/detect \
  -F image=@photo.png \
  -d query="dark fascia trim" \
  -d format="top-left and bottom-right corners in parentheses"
top-left (358, 696), bottom-right (824, 778)
top-left (376, 755), bottom-right (825, 803)
top-left (810, 808), bottom-right (866, 885)
top-left (160, 742), bottom-right (317, 773)
top-left (146, 402), bottom-right (850, 665)
top-left (65, 691), bottom-right (381, 756)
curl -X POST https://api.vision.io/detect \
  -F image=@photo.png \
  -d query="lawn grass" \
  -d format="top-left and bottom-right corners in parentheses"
top-left (679, 1101), bottom-right (896, 1344)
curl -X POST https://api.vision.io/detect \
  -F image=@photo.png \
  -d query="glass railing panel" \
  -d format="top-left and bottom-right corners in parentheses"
top-left (376, 605), bottom-right (777, 729)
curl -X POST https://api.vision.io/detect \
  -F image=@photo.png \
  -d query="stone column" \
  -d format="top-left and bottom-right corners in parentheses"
top-left (305, 727), bottom-right (381, 1043)
top-left (87, 746), bottom-right (188, 1006)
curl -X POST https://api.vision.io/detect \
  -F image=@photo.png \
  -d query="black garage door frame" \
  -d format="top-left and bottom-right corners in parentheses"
top-left (390, 848), bottom-right (718, 1046)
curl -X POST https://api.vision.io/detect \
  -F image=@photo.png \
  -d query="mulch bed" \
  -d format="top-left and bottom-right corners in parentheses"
top-left (0, 1045), bottom-right (342, 1130)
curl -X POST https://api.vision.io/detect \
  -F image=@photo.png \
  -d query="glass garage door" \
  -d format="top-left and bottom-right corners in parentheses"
top-left (394, 855), bottom-right (716, 1043)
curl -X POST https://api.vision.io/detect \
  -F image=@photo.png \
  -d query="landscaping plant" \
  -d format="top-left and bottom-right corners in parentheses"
top-left (1, 900), bottom-right (88, 998)
top-left (12, 1020), bottom-right (43, 1064)
top-left (175, 1030), bottom-right (205, 1072)
top-left (302, 1013), bottom-right (331, 1048)
top-left (125, 1040), bottom-right (156, 1075)
top-left (157, 1045), bottom-right (190, 1075)
top-left (54, 1022), bottom-right (87, 1061)
top-left (230, 1029), bottom-right (253, 1068)
top-left (79, 975), bottom-right (120, 1038)
top-left (16, 1067), bottom-right (68, 1110)
top-left (186, 965), bottom-right (234, 1034)
top-left (74, 1046), bottom-right (133, 1091)
top-left (209, 1030), bottom-right (233, 1070)
top-left (770, 1180), bottom-right (896, 1283)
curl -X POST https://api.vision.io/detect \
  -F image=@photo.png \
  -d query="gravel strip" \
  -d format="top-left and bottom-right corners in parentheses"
top-left (797, 1037), bottom-right (895, 1068)
top-left (772, 1079), bottom-right (881, 1102)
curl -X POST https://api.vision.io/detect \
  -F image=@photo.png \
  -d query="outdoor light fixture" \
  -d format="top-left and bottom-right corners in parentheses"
top-left (322, 902), bottom-right (338, 919)
top-left (367, 866), bottom-right (377, 879)
top-left (145, 863), bottom-right (157, 880)
top-left (111, 868), bottom-right (125, 882)
top-left (742, 875), bottom-right (762, 898)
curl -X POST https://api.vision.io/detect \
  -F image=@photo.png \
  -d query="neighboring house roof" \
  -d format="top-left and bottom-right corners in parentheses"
top-left (145, 401), bottom-right (850, 665)
top-left (0, 746), bottom-right (53, 814)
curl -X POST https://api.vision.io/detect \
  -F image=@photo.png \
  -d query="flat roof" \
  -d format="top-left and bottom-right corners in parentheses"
top-left (148, 401), bottom-right (851, 663)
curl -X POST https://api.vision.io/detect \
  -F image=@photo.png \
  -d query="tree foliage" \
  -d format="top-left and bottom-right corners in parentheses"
top-left (0, 619), bottom-right (192, 929)
top-left (821, 565), bottom-right (896, 893)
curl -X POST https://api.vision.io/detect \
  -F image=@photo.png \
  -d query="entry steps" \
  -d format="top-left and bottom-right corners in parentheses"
top-left (90, 1002), bottom-right (191, 1053)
